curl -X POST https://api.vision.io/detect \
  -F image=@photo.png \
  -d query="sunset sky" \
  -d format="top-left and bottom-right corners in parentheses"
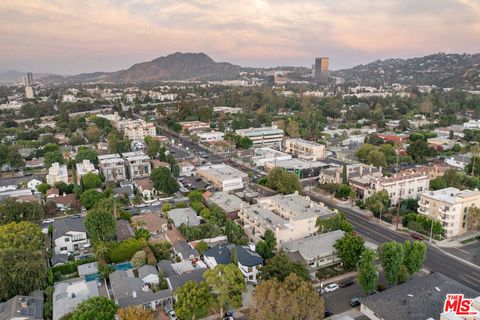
top-left (1, 0), bottom-right (479, 74)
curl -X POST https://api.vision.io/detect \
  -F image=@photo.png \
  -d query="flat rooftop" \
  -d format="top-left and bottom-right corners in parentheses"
top-left (286, 138), bottom-right (324, 147)
top-left (207, 192), bottom-right (246, 212)
top-left (267, 158), bottom-right (328, 169)
top-left (236, 126), bottom-right (284, 137)
top-left (197, 164), bottom-right (248, 180)
top-left (259, 193), bottom-right (334, 221)
top-left (422, 187), bottom-right (480, 204)
top-left (283, 230), bottom-right (345, 258)
top-left (242, 203), bottom-right (291, 230)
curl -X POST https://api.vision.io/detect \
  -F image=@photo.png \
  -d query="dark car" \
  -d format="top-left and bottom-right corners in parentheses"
top-left (349, 297), bottom-right (361, 307)
top-left (411, 233), bottom-right (424, 241)
top-left (340, 278), bottom-right (355, 288)
top-left (324, 310), bottom-right (333, 317)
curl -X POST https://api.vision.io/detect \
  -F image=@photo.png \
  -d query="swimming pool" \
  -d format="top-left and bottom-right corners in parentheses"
top-left (85, 273), bottom-right (100, 282)
top-left (113, 262), bottom-right (133, 270)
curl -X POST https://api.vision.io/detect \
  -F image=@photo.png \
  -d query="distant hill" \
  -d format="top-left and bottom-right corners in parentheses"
top-left (49, 52), bottom-right (243, 83)
top-left (332, 53), bottom-right (480, 88)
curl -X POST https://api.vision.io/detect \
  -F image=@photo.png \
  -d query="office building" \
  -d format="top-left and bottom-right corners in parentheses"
top-left (265, 158), bottom-right (329, 179)
top-left (284, 138), bottom-right (326, 160)
top-left (122, 151), bottom-right (151, 180)
top-left (98, 154), bottom-right (126, 182)
top-left (238, 192), bottom-right (334, 245)
top-left (418, 187), bottom-right (480, 238)
top-left (196, 164), bottom-right (248, 191)
top-left (235, 125), bottom-right (284, 148)
top-left (251, 147), bottom-right (292, 167)
top-left (314, 57), bottom-right (329, 84)
top-left (27, 72), bottom-right (34, 85)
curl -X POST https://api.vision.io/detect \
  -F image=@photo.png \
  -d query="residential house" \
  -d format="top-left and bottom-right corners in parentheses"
top-left (418, 187), bottom-right (480, 238)
top-left (284, 138), bottom-right (326, 160)
top-left (46, 162), bottom-right (69, 185)
top-left (109, 270), bottom-right (172, 310)
top-left (50, 194), bottom-right (77, 211)
top-left (76, 159), bottom-right (99, 181)
top-left (27, 179), bottom-right (42, 191)
top-left (179, 161), bottom-right (195, 177)
top-left (0, 291), bottom-right (44, 320)
top-left (98, 154), bottom-right (126, 183)
top-left (53, 278), bottom-right (99, 320)
top-left (53, 217), bottom-right (90, 254)
top-left (168, 208), bottom-right (201, 228)
top-left (123, 151), bottom-right (151, 180)
top-left (116, 219), bottom-right (134, 242)
top-left (445, 153), bottom-right (472, 170)
top-left (112, 186), bottom-right (134, 200)
top-left (196, 164), bottom-right (248, 191)
top-left (134, 178), bottom-right (156, 200)
top-left (360, 273), bottom-right (479, 320)
top-left (172, 240), bottom-right (199, 261)
top-left (238, 192), bottom-right (335, 245)
top-left (137, 265), bottom-right (160, 285)
top-left (77, 262), bottom-right (99, 277)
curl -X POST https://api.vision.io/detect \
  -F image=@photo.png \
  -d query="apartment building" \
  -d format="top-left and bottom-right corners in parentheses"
top-left (319, 163), bottom-right (381, 185)
top-left (238, 192), bottom-right (334, 245)
top-left (196, 164), bottom-right (248, 191)
top-left (46, 162), bottom-right (69, 185)
top-left (235, 125), bottom-right (284, 148)
top-left (123, 151), bottom-right (151, 180)
top-left (123, 119), bottom-right (156, 141)
top-left (98, 154), bottom-right (126, 183)
top-left (418, 187), bottom-right (480, 238)
top-left (350, 171), bottom-right (429, 206)
top-left (76, 159), bottom-right (99, 181)
top-left (284, 138), bottom-right (326, 160)
top-left (179, 121), bottom-right (211, 133)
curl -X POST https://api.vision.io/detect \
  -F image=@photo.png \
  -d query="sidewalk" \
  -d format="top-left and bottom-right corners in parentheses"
top-left (434, 231), bottom-right (480, 248)
top-left (313, 270), bottom-right (358, 288)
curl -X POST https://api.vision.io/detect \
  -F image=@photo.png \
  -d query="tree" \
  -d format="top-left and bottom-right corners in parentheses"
top-left (145, 138), bottom-right (162, 159)
top-left (467, 144), bottom-right (480, 176)
top-left (267, 167), bottom-right (302, 194)
top-left (316, 212), bottom-right (353, 233)
top-left (379, 242), bottom-right (404, 285)
top-left (259, 251), bottom-right (310, 282)
top-left (5, 146), bottom-right (24, 170)
top-left (342, 164), bottom-right (348, 184)
top-left (130, 250), bottom-right (147, 268)
top-left (334, 233), bottom-right (365, 270)
top-left (54, 182), bottom-right (69, 194)
top-left (196, 240), bottom-right (209, 255)
top-left (134, 228), bottom-right (151, 241)
top-left (86, 125), bottom-right (102, 145)
top-left (430, 177), bottom-right (448, 190)
top-left (44, 143), bottom-right (59, 154)
top-left (44, 151), bottom-right (64, 168)
top-left (365, 190), bottom-right (390, 217)
top-left (255, 229), bottom-right (277, 260)
top-left (174, 281), bottom-right (213, 320)
top-left (84, 207), bottom-right (116, 243)
top-left (69, 134), bottom-right (86, 146)
top-left (0, 222), bottom-right (43, 250)
top-left (161, 203), bottom-right (172, 212)
top-left (82, 173), bottom-right (103, 190)
top-left (251, 273), bottom-right (323, 320)
top-left (37, 183), bottom-right (50, 194)
top-left (357, 248), bottom-right (378, 294)
top-left (150, 167), bottom-right (179, 195)
top-left (0, 198), bottom-right (44, 224)
top-left (225, 220), bottom-right (248, 245)
top-left (107, 131), bottom-right (131, 153)
top-left (80, 189), bottom-right (105, 209)
top-left (366, 149), bottom-right (387, 168)
top-left (407, 140), bottom-right (436, 163)
top-left (203, 264), bottom-right (247, 318)
top-left (403, 240), bottom-right (426, 276)
top-left (117, 307), bottom-right (153, 320)
top-left (75, 147), bottom-right (99, 167)
top-left (187, 191), bottom-right (203, 203)
top-left (70, 296), bottom-right (118, 320)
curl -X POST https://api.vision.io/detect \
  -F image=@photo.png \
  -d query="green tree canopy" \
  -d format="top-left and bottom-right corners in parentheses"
top-left (0, 197), bottom-right (44, 225)
top-left (150, 167), bottom-right (179, 195)
top-left (259, 251), bottom-right (310, 282)
top-left (379, 241), bottom-right (405, 285)
top-left (0, 222), bottom-right (43, 251)
top-left (403, 240), bottom-right (427, 276)
top-left (316, 212), bottom-right (353, 233)
top-left (44, 150), bottom-right (64, 168)
top-left (80, 189), bottom-right (105, 210)
top-left (75, 147), bottom-right (99, 167)
top-left (357, 248), bottom-right (378, 294)
top-left (365, 190), bottom-right (391, 217)
top-left (70, 296), bottom-right (118, 320)
top-left (266, 167), bottom-right (302, 195)
top-left (225, 220), bottom-right (248, 245)
top-left (174, 281), bottom-right (213, 320)
top-left (85, 206), bottom-right (116, 243)
top-left (334, 233), bottom-right (365, 271)
top-left (82, 173), bottom-right (103, 190)
top-left (255, 229), bottom-right (277, 260)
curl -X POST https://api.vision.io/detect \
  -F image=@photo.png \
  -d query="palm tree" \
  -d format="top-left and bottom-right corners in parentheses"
top-left (94, 242), bottom-right (109, 261)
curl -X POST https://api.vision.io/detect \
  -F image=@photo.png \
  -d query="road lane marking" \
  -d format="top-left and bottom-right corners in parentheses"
top-left (452, 247), bottom-right (471, 255)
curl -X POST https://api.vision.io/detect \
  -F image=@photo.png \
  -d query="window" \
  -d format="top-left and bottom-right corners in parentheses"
top-left (64, 238), bottom-right (70, 242)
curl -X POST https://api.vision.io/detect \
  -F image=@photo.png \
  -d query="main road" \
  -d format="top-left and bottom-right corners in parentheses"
top-left (305, 190), bottom-right (480, 292)
top-left (156, 124), bottom-right (480, 292)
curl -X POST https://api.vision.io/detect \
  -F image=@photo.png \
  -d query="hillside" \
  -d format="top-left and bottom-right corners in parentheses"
top-left (332, 53), bottom-right (480, 88)
top-left (50, 52), bottom-right (242, 83)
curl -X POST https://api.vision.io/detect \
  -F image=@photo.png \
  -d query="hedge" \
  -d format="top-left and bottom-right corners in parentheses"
top-left (52, 257), bottom-right (97, 275)
top-left (107, 238), bottom-right (146, 263)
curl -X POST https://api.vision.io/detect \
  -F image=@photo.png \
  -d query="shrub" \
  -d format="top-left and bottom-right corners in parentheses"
top-left (130, 251), bottom-right (147, 268)
top-left (108, 238), bottom-right (146, 263)
top-left (51, 257), bottom-right (97, 276)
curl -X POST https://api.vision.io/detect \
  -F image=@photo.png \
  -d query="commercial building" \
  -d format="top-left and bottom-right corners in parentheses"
top-left (251, 147), bottom-right (292, 167)
top-left (98, 154), bottom-right (126, 182)
top-left (196, 164), bottom-right (248, 191)
top-left (314, 57), bottom-right (329, 84)
top-left (418, 187), bottom-right (480, 238)
top-left (238, 192), bottom-right (334, 245)
top-left (350, 171), bottom-right (429, 206)
top-left (284, 138), bottom-right (326, 160)
top-left (179, 121), bottom-right (211, 133)
top-left (75, 159), bottom-right (99, 181)
top-left (122, 119), bottom-right (156, 141)
top-left (196, 131), bottom-right (225, 143)
top-left (235, 126), bottom-right (284, 148)
top-left (360, 272), bottom-right (479, 320)
top-left (46, 162), bottom-right (69, 185)
top-left (265, 158), bottom-right (329, 179)
top-left (122, 151), bottom-right (151, 180)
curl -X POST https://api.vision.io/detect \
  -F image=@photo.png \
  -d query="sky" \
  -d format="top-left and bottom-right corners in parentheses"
top-left (1, 0), bottom-right (480, 74)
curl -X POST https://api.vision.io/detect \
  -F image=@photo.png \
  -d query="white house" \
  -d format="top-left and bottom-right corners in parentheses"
top-left (53, 217), bottom-right (90, 254)
top-left (138, 265), bottom-right (160, 285)
top-left (27, 178), bottom-right (42, 191)
top-left (180, 161), bottom-right (195, 177)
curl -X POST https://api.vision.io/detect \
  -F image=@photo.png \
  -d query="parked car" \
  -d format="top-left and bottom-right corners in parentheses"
top-left (324, 283), bottom-right (339, 292)
top-left (340, 278), bottom-right (355, 288)
top-left (167, 309), bottom-right (177, 320)
top-left (324, 309), bottom-right (333, 317)
top-left (42, 218), bottom-right (55, 224)
top-left (349, 297), bottom-right (361, 307)
top-left (411, 233), bottom-right (424, 240)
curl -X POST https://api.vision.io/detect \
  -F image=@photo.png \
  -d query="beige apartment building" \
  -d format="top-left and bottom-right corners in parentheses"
top-left (319, 163), bottom-right (381, 185)
top-left (350, 171), bottom-right (429, 206)
top-left (284, 138), bottom-right (326, 160)
top-left (98, 154), bottom-right (126, 183)
top-left (123, 119), bottom-right (156, 141)
top-left (46, 162), bottom-right (69, 185)
top-left (76, 159), bottom-right (99, 181)
top-left (238, 192), bottom-right (334, 245)
top-left (122, 151), bottom-right (151, 180)
top-left (418, 187), bottom-right (480, 238)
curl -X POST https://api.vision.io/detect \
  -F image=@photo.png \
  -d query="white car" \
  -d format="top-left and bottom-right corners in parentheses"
top-left (42, 218), bottom-right (55, 224)
top-left (167, 310), bottom-right (177, 320)
top-left (324, 283), bottom-right (339, 293)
